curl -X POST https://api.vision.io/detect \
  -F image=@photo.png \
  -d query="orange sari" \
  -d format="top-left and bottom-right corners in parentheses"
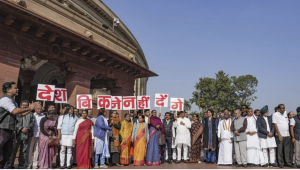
top-left (120, 120), bottom-right (133, 165)
top-left (133, 124), bottom-right (146, 166)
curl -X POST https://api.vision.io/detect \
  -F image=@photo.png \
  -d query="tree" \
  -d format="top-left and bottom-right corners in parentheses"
top-left (232, 75), bottom-right (258, 106)
top-left (190, 70), bottom-right (258, 113)
top-left (184, 100), bottom-right (191, 111)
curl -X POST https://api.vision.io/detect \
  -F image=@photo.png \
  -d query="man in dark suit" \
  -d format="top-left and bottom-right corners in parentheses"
top-left (7, 100), bottom-right (35, 169)
top-left (257, 105), bottom-right (276, 167)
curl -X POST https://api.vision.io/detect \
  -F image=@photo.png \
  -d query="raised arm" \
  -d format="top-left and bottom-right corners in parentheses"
top-left (14, 102), bottom-right (40, 116)
top-left (96, 117), bottom-right (112, 131)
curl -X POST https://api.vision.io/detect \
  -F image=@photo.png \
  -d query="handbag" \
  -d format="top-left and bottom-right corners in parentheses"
top-left (48, 136), bottom-right (60, 146)
top-left (158, 134), bottom-right (166, 145)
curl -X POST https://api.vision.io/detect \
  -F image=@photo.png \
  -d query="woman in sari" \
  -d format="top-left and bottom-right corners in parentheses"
top-left (132, 115), bottom-right (149, 166)
top-left (72, 110), bottom-right (94, 169)
top-left (120, 113), bottom-right (133, 165)
top-left (190, 114), bottom-right (204, 163)
top-left (108, 111), bottom-right (121, 167)
top-left (146, 110), bottom-right (165, 166)
top-left (38, 110), bottom-right (57, 169)
top-left (202, 109), bottom-right (218, 164)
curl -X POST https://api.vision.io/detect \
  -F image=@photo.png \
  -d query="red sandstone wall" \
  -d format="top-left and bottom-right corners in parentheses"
top-left (0, 55), bottom-right (21, 97)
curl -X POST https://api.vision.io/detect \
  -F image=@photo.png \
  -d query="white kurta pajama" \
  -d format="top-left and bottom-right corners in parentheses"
top-left (175, 117), bottom-right (191, 161)
top-left (246, 116), bottom-right (263, 165)
top-left (217, 118), bottom-right (233, 165)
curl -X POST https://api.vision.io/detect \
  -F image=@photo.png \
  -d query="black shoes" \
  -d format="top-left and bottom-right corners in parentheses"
top-left (279, 165), bottom-right (284, 168)
top-left (243, 164), bottom-right (247, 167)
top-left (67, 166), bottom-right (72, 169)
top-left (60, 166), bottom-right (65, 169)
top-left (236, 164), bottom-right (241, 167)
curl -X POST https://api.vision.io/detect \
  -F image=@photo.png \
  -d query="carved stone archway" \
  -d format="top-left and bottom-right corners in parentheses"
top-left (42, 69), bottom-right (66, 85)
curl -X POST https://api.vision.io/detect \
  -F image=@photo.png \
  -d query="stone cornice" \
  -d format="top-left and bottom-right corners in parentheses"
top-left (83, 0), bottom-right (149, 69)
top-left (20, 0), bottom-right (138, 58)
top-left (1, 0), bottom-right (158, 78)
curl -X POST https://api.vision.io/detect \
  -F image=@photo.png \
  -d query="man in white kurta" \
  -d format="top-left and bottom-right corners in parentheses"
top-left (217, 110), bottom-right (233, 165)
top-left (175, 111), bottom-right (191, 163)
top-left (245, 108), bottom-right (262, 166)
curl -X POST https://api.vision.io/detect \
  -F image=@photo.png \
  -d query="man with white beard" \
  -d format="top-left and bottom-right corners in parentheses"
top-left (245, 107), bottom-right (264, 167)
top-left (257, 105), bottom-right (277, 167)
top-left (217, 110), bottom-right (233, 166)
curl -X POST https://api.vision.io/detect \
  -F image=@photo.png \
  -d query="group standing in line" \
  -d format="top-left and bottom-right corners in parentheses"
top-left (0, 81), bottom-right (300, 169)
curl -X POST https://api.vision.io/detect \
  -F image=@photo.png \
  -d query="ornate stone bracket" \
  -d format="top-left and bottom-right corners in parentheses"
top-left (20, 55), bottom-right (48, 71)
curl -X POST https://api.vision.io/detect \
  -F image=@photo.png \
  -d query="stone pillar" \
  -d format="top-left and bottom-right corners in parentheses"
top-left (21, 70), bottom-right (35, 101)
top-left (65, 72), bottom-right (92, 107)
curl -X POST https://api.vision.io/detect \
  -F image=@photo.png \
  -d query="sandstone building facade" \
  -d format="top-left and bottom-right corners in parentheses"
top-left (0, 0), bottom-right (157, 116)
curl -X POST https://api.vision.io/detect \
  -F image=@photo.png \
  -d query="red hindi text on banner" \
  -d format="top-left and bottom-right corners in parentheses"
top-left (123, 96), bottom-right (136, 110)
top-left (77, 94), bottom-right (92, 109)
top-left (170, 98), bottom-right (184, 111)
top-left (54, 88), bottom-right (67, 103)
top-left (97, 95), bottom-right (111, 109)
top-left (137, 96), bottom-right (150, 109)
top-left (111, 96), bottom-right (122, 110)
top-left (36, 84), bottom-right (55, 101)
top-left (154, 94), bottom-right (168, 107)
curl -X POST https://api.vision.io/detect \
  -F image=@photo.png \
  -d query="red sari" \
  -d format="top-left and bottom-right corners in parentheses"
top-left (76, 119), bottom-right (94, 169)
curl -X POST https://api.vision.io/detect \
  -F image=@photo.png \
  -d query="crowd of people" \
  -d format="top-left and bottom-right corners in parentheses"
top-left (0, 81), bottom-right (300, 169)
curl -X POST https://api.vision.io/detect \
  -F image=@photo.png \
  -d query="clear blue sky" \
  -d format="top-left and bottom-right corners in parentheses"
top-left (103, 0), bottom-right (300, 115)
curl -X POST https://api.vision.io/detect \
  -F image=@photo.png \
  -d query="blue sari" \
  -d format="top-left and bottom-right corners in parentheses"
top-left (145, 125), bottom-right (161, 166)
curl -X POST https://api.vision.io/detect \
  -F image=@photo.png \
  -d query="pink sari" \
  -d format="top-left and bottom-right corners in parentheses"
top-left (38, 117), bottom-right (57, 169)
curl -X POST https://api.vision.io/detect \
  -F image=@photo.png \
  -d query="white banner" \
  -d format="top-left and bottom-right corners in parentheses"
top-left (76, 94), bottom-right (92, 109)
top-left (170, 98), bottom-right (184, 111)
top-left (97, 95), bottom-right (112, 109)
top-left (122, 96), bottom-right (136, 110)
top-left (36, 84), bottom-right (55, 101)
top-left (137, 96), bottom-right (150, 109)
top-left (154, 93), bottom-right (169, 107)
top-left (54, 88), bottom-right (68, 103)
top-left (111, 96), bottom-right (123, 110)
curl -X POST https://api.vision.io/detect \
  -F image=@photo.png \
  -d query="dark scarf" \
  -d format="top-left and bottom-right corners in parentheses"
top-left (150, 116), bottom-right (165, 134)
